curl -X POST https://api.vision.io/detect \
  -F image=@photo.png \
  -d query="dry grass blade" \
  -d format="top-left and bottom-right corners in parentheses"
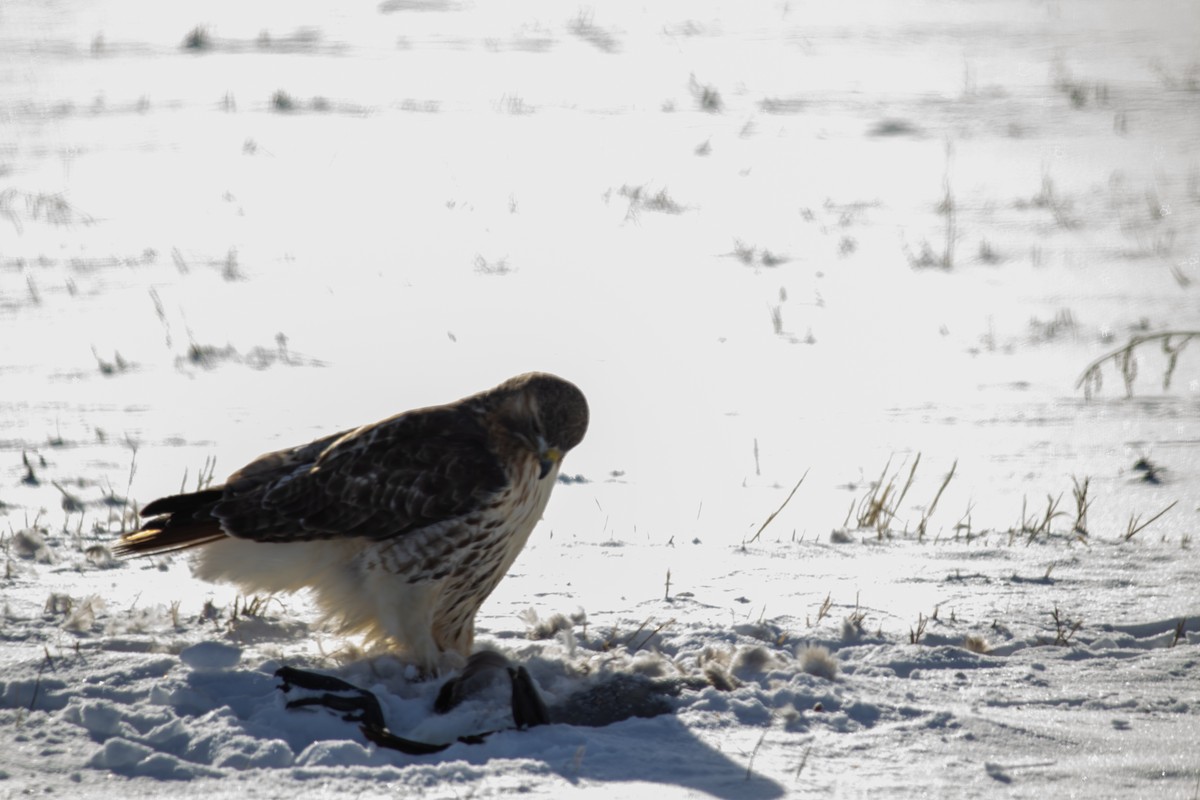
top-left (1070, 475), bottom-right (1092, 537)
top-left (1171, 618), bottom-right (1187, 648)
top-left (745, 728), bottom-right (768, 781)
top-left (815, 593), bottom-right (832, 625)
top-left (1029, 492), bottom-right (1066, 544)
top-left (629, 618), bottom-right (674, 654)
top-left (909, 612), bottom-right (928, 644)
top-left (917, 459), bottom-right (957, 540)
top-left (1050, 604), bottom-right (1083, 646)
top-left (855, 456), bottom-right (895, 530)
top-left (1124, 499), bottom-right (1179, 541)
top-left (1013, 491), bottom-right (1068, 545)
top-left (1076, 331), bottom-right (1200, 399)
top-left (746, 470), bottom-right (809, 544)
top-left (792, 742), bottom-right (813, 782)
top-left (856, 453), bottom-right (921, 535)
top-left (50, 482), bottom-right (84, 514)
top-left (896, 456), bottom-right (920, 513)
top-left (620, 617), bottom-right (652, 652)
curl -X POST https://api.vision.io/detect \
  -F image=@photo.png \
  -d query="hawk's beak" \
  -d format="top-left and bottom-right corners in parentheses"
top-left (538, 446), bottom-right (562, 479)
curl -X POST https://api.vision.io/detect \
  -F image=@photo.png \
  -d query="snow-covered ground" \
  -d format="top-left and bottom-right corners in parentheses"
top-left (2, 0), bottom-right (1199, 796)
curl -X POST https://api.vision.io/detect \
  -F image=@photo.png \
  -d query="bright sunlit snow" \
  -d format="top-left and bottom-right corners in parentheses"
top-left (2, 0), bottom-right (1199, 797)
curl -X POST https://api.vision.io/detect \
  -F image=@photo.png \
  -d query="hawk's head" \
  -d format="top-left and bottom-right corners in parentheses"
top-left (492, 372), bottom-right (589, 478)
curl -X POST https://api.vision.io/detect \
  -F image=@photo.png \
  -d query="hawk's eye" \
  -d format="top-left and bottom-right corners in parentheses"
top-left (502, 416), bottom-right (540, 452)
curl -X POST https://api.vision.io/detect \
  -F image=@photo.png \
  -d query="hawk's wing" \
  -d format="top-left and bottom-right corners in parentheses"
top-left (215, 406), bottom-right (509, 542)
top-left (127, 406), bottom-right (510, 554)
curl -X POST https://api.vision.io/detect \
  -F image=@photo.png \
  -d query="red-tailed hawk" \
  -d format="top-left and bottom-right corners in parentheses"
top-left (119, 372), bottom-right (588, 675)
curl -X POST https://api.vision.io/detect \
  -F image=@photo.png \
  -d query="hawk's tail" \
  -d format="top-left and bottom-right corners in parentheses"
top-left (117, 488), bottom-right (229, 556)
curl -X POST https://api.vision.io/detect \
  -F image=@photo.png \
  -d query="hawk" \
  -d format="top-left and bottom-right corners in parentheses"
top-left (118, 372), bottom-right (588, 675)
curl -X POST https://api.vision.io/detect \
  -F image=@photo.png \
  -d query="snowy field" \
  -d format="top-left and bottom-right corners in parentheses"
top-left (2, 0), bottom-right (1200, 797)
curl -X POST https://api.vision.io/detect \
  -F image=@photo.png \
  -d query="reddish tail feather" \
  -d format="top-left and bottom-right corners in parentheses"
top-left (117, 488), bottom-right (228, 556)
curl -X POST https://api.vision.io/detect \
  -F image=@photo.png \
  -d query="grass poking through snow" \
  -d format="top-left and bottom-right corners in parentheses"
top-left (1077, 331), bottom-right (1200, 399)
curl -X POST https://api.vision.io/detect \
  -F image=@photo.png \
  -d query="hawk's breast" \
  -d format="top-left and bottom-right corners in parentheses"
top-left (429, 455), bottom-right (560, 649)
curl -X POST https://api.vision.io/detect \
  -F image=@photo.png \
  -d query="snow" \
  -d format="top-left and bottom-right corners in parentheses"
top-left (3, 0), bottom-right (1200, 796)
top-left (179, 641), bottom-right (243, 671)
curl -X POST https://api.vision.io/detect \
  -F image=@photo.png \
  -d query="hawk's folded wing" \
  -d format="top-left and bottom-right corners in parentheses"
top-left (123, 406), bottom-right (509, 555)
